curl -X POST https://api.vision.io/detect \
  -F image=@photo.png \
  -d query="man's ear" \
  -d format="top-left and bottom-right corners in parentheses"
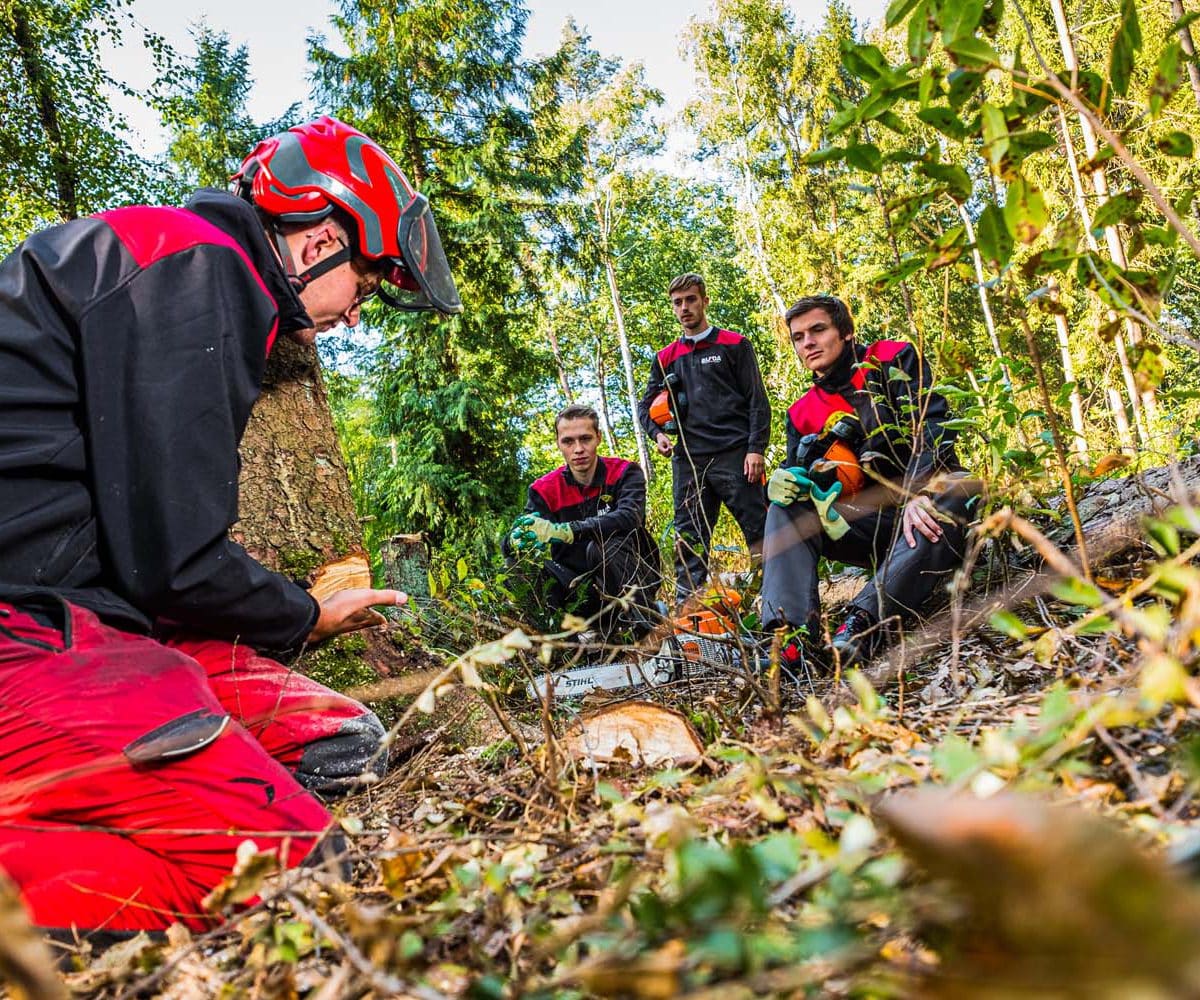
top-left (298, 223), bottom-right (341, 266)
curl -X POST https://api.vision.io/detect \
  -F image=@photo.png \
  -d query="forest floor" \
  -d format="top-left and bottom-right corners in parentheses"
top-left (15, 460), bottom-right (1200, 1000)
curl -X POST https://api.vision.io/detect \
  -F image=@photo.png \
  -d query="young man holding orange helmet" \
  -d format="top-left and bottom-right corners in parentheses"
top-left (0, 117), bottom-right (460, 941)
top-left (760, 295), bottom-right (979, 668)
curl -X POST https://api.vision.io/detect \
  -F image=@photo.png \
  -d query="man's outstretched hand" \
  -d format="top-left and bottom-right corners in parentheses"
top-left (308, 588), bottom-right (407, 643)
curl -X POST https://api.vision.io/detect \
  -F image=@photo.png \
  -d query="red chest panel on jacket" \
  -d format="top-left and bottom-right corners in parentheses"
top-left (787, 340), bottom-right (908, 436)
top-left (533, 457), bottom-right (631, 514)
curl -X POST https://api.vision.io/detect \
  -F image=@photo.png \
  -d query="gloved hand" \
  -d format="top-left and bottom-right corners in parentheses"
top-left (509, 514), bottom-right (573, 551)
top-left (810, 481), bottom-right (849, 540)
top-left (767, 467), bottom-right (813, 507)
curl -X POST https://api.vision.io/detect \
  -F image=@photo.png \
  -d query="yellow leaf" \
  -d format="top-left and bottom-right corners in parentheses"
top-left (1140, 653), bottom-right (1189, 709)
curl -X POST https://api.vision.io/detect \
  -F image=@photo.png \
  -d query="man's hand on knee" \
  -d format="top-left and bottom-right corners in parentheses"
top-left (902, 495), bottom-right (944, 547)
top-left (309, 589), bottom-right (406, 642)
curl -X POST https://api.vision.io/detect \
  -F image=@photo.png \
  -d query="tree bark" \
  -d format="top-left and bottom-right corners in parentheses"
top-left (234, 339), bottom-right (366, 583)
top-left (1050, 0), bottom-right (1155, 445)
top-left (9, 2), bottom-right (77, 220)
top-left (1169, 0), bottom-right (1200, 115)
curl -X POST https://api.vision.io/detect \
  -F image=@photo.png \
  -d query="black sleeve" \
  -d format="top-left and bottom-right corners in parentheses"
top-left (889, 345), bottom-right (958, 485)
top-left (785, 416), bottom-right (803, 468)
top-left (77, 249), bottom-right (319, 650)
top-left (638, 354), bottom-right (667, 439)
top-left (570, 464), bottom-right (646, 542)
top-left (738, 341), bottom-right (771, 453)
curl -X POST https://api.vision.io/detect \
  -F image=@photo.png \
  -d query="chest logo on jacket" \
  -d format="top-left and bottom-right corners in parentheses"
top-left (700, 354), bottom-right (722, 365)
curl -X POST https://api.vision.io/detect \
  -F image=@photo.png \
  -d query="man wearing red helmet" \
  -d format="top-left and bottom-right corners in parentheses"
top-left (0, 117), bottom-right (461, 942)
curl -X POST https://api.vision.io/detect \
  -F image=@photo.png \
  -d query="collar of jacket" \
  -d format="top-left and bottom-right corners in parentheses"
top-left (679, 325), bottom-right (717, 347)
top-left (812, 339), bottom-right (863, 394)
top-left (183, 189), bottom-right (314, 338)
top-left (563, 456), bottom-right (607, 490)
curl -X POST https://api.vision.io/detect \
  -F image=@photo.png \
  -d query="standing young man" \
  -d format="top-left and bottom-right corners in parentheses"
top-left (506, 406), bottom-right (660, 639)
top-left (637, 273), bottom-right (770, 601)
top-left (760, 295), bottom-right (979, 667)
top-left (0, 117), bottom-right (461, 939)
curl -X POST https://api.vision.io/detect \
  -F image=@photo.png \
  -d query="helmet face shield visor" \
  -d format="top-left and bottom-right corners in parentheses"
top-left (377, 193), bottom-right (462, 314)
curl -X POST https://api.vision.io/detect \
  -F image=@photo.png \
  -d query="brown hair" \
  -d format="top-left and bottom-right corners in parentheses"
top-left (785, 295), bottom-right (855, 339)
top-left (667, 272), bottom-right (706, 298)
top-left (555, 404), bottom-right (600, 436)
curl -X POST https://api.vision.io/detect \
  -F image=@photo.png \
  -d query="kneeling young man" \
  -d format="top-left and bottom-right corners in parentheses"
top-left (506, 406), bottom-right (660, 639)
top-left (760, 295), bottom-right (980, 666)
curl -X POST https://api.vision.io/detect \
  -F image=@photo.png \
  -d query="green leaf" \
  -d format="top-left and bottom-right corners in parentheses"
top-left (844, 142), bottom-right (884, 174)
top-left (1049, 576), bottom-right (1103, 608)
top-left (1156, 130), bottom-right (1194, 157)
top-left (1109, 0), bottom-right (1143, 99)
top-left (975, 203), bottom-right (1014, 270)
top-left (886, 0), bottom-right (924, 29)
top-left (989, 609), bottom-right (1029, 639)
top-left (908, 1), bottom-right (935, 63)
top-left (946, 34), bottom-right (1000, 70)
top-left (1150, 40), bottom-right (1183, 118)
top-left (1144, 517), bottom-right (1181, 557)
top-left (980, 103), bottom-right (1009, 172)
top-left (805, 145), bottom-right (846, 165)
top-left (932, 733), bottom-right (981, 782)
top-left (1003, 175), bottom-right (1048, 243)
top-left (1077, 614), bottom-right (1116, 636)
top-left (841, 40), bottom-right (891, 84)
top-left (1091, 189), bottom-right (1143, 231)
top-left (918, 105), bottom-right (970, 139)
top-left (947, 69), bottom-right (985, 109)
top-left (921, 161), bottom-right (973, 201)
top-left (940, 0), bottom-right (985, 45)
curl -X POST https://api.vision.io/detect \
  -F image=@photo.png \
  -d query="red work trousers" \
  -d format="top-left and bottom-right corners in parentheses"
top-left (0, 598), bottom-right (382, 935)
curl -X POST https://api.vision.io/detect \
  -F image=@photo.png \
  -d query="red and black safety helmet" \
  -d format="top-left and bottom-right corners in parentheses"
top-left (233, 116), bottom-right (462, 315)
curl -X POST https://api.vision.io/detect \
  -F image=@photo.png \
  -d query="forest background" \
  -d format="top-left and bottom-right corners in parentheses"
top-left (10, 0), bottom-right (1198, 591)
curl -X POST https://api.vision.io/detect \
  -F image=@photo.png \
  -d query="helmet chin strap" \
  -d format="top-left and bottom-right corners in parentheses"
top-left (265, 217), bottom-right (352, 293)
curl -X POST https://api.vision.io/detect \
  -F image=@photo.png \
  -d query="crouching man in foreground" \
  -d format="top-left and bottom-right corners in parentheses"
top-left (505, 406), bottom-right (661, 641)
top-left (760, 295), bottom-right (981, 668)
top-left (0, 117), bottom-right (462, 941)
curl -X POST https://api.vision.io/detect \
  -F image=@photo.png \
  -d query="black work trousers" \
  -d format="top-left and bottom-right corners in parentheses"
top-left (529, 530), bottom-right (662, 637)
top-left (672, 447), bottom-right (767, 598)
top-left (759, 474), bottom-right (980, 634)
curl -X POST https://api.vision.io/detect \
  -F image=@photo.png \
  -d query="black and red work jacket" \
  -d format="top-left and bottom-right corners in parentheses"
top-left (785, 340), bottom-right (964, 489)
top-left (506, 457), bottom-right (648, 573)
top-left (0, 189), bottom-right (320, 650)
top-left (637, 327), bottom-right (771, 458)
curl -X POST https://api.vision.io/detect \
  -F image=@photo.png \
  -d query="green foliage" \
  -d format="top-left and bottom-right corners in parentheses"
top-left (0, 0), bottom-right (164, 243)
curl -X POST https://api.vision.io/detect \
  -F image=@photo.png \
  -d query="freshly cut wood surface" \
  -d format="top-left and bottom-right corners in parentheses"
top-left (308, 552), bottom-right (372, 602)
top-left (565, 700), bottom-right (703, 768)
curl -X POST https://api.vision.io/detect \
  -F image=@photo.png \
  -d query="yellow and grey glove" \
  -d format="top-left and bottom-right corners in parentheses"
top-left (510, 514), bottom-right (573, 552)
top-left (810, 481), bottom-right (849, 540)
top-left (767, 467), bottom-right (813, 507)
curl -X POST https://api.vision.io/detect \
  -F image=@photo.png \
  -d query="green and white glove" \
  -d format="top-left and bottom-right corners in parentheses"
top-left (509, 514), bottom-right (573, 552)
top-left (767, 467), bottom-right (813, 507)
top-left (810, 481), bottom-right (849, 540)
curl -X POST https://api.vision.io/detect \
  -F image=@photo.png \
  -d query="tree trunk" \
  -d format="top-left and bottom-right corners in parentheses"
top-left (956, 201), bottom-right (1013, 389)
top-left (1169, 0), bottom-right (1200, 114)
top-left (1048, 278), bottom-right (1090, 464)
top-left (9, 2), bottom-right (77, 220)
top-left (596, 194), bottom-right (653, 477)
top-left (234, 339), bottom-right (366, 584)
top-left (594, 338), bottom-right (619, 455)
top-left (1050, 0), bottom-right (1155, 445)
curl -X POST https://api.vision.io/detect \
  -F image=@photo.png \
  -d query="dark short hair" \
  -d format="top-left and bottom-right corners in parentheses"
top-left (785, 295), bottom-right (854, 339)
top-left (555, 405), bottom-right (600, 436)
top-left (667, 272), bottom-right (706, 298)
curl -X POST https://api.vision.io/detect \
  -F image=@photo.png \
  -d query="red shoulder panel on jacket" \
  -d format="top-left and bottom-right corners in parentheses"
top-left (603, 457), bottom-right (633, 485)
top-left (532, 467), bottom-right (584, 513)
top-left (658, 340), bottom-right (692, 369)
top-left (850, 340), bottom-right (911, 390)
top-left (96, 206), bottom-right (279, 354)
top-left (865, 339), bottom-right (910, 364)
top-left (714, 328), bottom-right (744, 346)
